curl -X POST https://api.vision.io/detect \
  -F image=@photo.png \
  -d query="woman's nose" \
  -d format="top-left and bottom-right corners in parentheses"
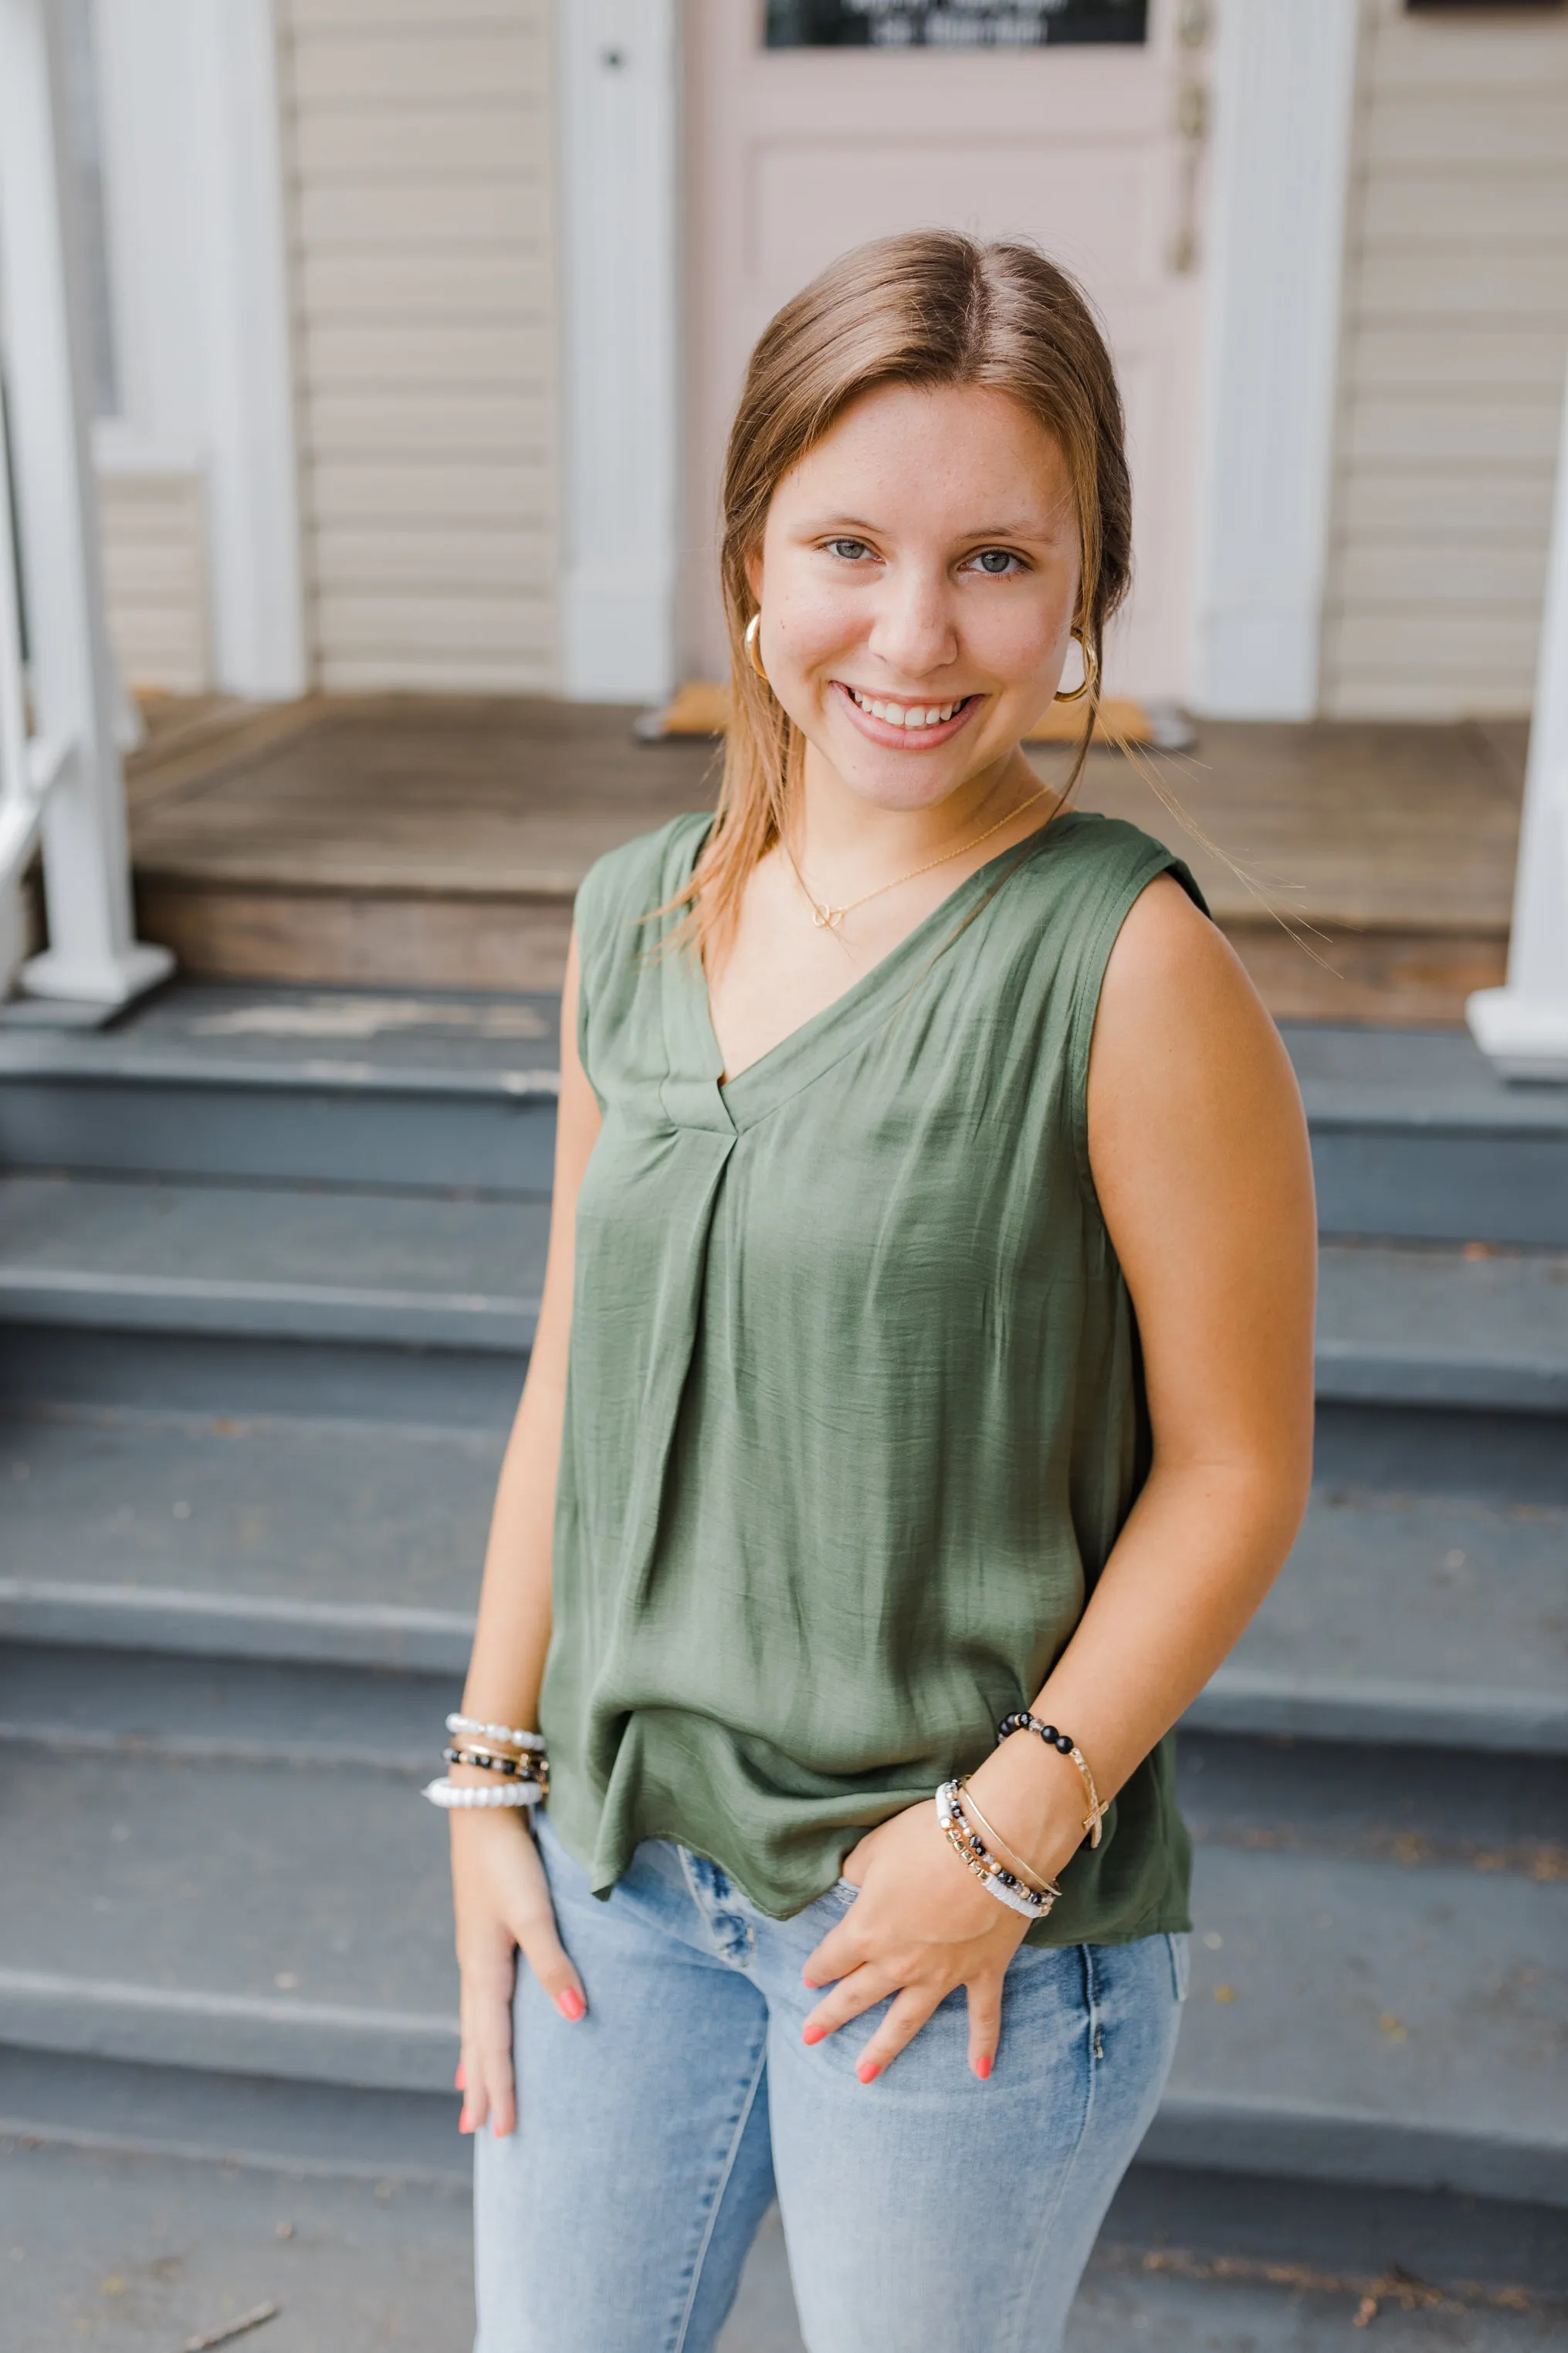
top-left (865, 571), bottom-right (960, 681)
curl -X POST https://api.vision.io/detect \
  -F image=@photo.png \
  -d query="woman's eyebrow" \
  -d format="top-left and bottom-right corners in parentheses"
top-left (799, 511), bottom-right (1061, 539)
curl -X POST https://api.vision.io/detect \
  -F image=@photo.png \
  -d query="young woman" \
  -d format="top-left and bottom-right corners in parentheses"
top-left (441, 232), bottom-right (1316, 2353)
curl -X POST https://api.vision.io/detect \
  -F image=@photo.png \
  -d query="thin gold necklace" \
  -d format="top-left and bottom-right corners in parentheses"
top-left (781, 788), bottom-right (1048, 931)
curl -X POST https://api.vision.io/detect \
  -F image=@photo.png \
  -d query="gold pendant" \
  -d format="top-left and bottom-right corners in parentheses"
top-left (812, 904), bottom-right (845, 930)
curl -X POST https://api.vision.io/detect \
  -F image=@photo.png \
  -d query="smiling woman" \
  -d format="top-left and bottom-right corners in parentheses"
top-left (449, 232), bottom-right (1317, 2353)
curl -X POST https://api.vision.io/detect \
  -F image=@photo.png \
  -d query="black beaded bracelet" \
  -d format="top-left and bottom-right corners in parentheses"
top-left (995, 1712), bottom-right (1106, 1849)
top-left (443, 1745), bottom-right (548, 1785)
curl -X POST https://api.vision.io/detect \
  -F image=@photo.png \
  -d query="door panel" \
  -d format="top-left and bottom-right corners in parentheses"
top-left (682, 0), bottom-right (1211, 700)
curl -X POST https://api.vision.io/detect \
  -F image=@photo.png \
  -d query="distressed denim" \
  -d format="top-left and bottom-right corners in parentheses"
top-left (474, 1809), bottom-right (1186, 2353)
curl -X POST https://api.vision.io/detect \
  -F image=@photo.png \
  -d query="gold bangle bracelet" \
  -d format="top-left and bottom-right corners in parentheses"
top-left (955, 1776), bottom-right (1057, 1899)
top-left (1067, 1747), bottom-right (1107, 1850)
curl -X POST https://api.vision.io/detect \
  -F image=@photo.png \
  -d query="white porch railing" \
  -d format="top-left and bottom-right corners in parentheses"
top-left (1468, 364), bottom-right (1568, 1083)
top-left (0, 0), bottom-right (171, 1009)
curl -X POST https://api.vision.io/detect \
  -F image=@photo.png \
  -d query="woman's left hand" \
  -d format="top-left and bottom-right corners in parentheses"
top-left (800, 1795), bottom-right (1039, 2083)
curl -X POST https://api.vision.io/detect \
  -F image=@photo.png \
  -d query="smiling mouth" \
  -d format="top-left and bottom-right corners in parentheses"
top-left (840, 686), bottom-right (978, 730)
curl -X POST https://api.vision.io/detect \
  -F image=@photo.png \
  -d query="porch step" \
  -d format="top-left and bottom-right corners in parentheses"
top-left (6, 995), bottom-right (1568, 1246)
top-left (0, 1721), bottom-right (1559, 2206)
top-left (2, 1176), bottom-right (1563, 1419)
top-left (1289, 1023), bottom-right (1568, 1246)
top-left (1, 1410), bottom-right (1563, 1749)
top-left (0, 984), bottom-right (559, 1199)
top-left (0, 1173), bottom-right (542, 1419)
top-left (5, 2133), bottom-right (1564, 2353)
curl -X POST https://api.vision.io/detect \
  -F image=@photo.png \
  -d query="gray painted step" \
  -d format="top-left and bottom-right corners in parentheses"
top-left (1315, 1242), bottom-right (1568, 1412)
top-left (0, 2044), bottom-right (465, 2184)
top-left (1160, 1841), bottom-right (1567, 2205)
top-left (0, 2138), bottom-right (480, 2353)
top-left (8, 993), bottom-right (1568, 1246)
top-left (2, 1407), bottom-right (1563, 1749)
top-left (1189, 1487), bottom-right (1568, 1752)
top-left (0, 1745), bottom-right (1561, 2202)
top-left (0, 1405), bottom-right (493, 1627)
top-left (1285, 1023), bottom-right (1568, 1248)
top-left (2, 1176), bottom-right (1564, 1416)
top-left (7, 2141), bottom-right (1567, 2353)
top-left (0, 1175), bottom-right (546, 1350)
top-left (0, 1648), bottom-right (455, 1771)
top-left (8, 2052), bottom-right (1568, 2309)
top-left (0, 1748), bottom-right (458, 2093)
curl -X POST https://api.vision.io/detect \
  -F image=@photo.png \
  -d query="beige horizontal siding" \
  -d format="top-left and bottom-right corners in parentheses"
top-left (96, 469), bottom-right (209, 696)
top-left (291, 105), bottom-right (542, 180)
top-left (1321, 0), bottom-right (1568, 720)
top-left (313, 522), bottom-right (553, 587)
top-left (306, 389), bottom-right (553, 456)
top-left (1343, 466), bottom-right (1555, 539)
top-left (276, 0), bottom-right (559, 693)
top-left (310, 459), bottom-right (552, 524)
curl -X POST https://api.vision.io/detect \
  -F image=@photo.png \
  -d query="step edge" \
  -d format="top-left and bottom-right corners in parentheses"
top-left (1147, 2090), bottom-right (1568, 2209)
top-left (1191, 1671), bottom-right (1568, 1754)
top-left (0, 1049), bottom-right (560, 1103)
top-left (5, 1979), bottom-right (1559, 2205)
top-left (0, 1970), bottom-right (459, 2097)
top-left (5, 1586), bottom-right (1561, 1755)
top-left (0, 1582), bottom-right (476, 1671)
top-left (0, 2110), bottom-right (469, 2189)
top-left (0, 1273), bottom-right (537, 1351)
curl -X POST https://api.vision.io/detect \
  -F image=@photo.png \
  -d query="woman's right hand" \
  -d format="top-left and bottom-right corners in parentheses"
top-left (451, 1811), bottom-right (588, 2138)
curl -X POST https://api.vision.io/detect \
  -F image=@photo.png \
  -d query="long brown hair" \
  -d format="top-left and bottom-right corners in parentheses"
top-left (679, 231), bottom-right (1133, 958)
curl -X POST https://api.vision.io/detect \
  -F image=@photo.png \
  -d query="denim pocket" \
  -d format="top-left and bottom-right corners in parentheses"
top-left (1167, 1930), bottom-right (1190, 2004)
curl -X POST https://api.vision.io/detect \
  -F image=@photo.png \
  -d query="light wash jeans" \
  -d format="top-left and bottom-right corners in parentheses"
top-left (474, 1809), bottom-right (1187, 2353)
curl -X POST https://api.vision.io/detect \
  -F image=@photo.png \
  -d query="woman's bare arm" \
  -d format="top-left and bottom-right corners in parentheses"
top-left (802, 876), bottom-right (1317, 2083)
top-left (450, 933), bottom-right (602, 2138)
top-left (970, 873), bottom-right (1318, 1853)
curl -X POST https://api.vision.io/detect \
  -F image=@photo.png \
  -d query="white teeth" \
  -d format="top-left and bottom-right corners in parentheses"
top-left (849, 688), bottom-right (963, 727)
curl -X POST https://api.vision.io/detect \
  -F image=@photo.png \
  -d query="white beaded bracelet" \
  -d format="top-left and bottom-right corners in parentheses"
top-left (423, 1776), bottom-right (542, 1810)
top-left (446, 1713), bottom-right (547, 1753)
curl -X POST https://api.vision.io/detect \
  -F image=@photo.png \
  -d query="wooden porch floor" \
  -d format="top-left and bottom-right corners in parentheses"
top-left (125, 694), bottom-right (1528, 1025)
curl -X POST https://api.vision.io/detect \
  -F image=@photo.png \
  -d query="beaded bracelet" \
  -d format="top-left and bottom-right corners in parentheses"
top-left (424, 1778), bottom-right (542, 1810)
top-left (447, 1713), bottom-right (547, 1754)
top-left (443, 1745), bottom-right (550, 1789)
top-left (995, 1713), bottom-right (1107, 1850)
top-left (956, 1775), bottom-right (1055, 1899)
top-left (936, 1781), bottom-right (1061, 1921)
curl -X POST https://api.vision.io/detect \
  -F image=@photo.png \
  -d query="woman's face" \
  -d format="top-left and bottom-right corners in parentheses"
top-left (749, 381), bottom-right (1083, 812)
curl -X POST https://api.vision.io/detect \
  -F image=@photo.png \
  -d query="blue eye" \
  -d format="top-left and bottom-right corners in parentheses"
top-left (826, 538), bottom-right (872, 561)
top-left (970, 548), bottom-right (1022, 576)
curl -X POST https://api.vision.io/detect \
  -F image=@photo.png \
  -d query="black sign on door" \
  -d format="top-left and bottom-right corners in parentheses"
top-left (766, 1), bottom-right (1148, 44)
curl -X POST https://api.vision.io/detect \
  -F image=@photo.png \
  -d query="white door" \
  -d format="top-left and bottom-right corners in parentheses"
top-left (681, 0), bottom-right (1211, 703)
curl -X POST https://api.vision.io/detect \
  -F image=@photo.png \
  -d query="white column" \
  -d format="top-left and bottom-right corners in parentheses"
top-left (0, 0), bottom-right (173, 1007)
top-left (1467, 368), bottom-right (1568, 1083)
top-left (557, 0), bottom-right (679, 704)
top-left (93, 0), bottom-right (306, 700)
top-left (1189, 0), bottom-right (1361, 719)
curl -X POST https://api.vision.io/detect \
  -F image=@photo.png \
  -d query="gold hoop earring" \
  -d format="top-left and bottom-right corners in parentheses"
top-left (1053, 630), bottom-right (1097, 704)
top-left (744, 611), bottom-right (769, 684)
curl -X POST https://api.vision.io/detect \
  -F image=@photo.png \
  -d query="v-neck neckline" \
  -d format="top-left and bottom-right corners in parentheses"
top-left (665, 805), bottom-right (1070, 1131)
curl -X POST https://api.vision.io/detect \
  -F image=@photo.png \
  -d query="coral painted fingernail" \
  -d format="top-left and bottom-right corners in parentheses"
top-left (801, 2022), bottom-right (825, 2046)
top-left (459, 2107), bottom-right (472, 2134)
top-left (856, 2058), bottom-right (880, 2086)
top-left (801, 1974), bottom-right (819, 1989)
top-left (557, 1987), bottom-right (585, 2022)
top-left (455, 2063), bottom-right (466, 2091)
top-left (975, 2053), bottom-right (993, 2080)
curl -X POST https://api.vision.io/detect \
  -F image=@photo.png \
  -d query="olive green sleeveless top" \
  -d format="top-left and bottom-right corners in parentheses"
top-left (540, 808), bottom-right (1201, 1946)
